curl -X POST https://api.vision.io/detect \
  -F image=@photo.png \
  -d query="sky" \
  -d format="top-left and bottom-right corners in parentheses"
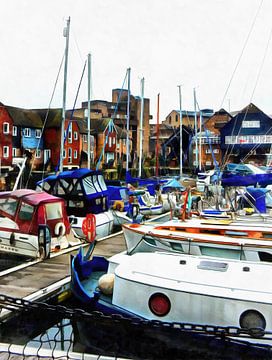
top-left (1, 0), bottom-right (272, 122)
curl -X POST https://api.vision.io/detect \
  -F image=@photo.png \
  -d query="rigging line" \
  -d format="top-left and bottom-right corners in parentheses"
top-left (219, 0), bottom-right (264, 109)
top-left (96, 70), bottom-right (128, 170)
top-left (223, 21), bottom-right (272, 168)
top-left (71, 27), bottom-right (84, 64)
top-left (56, 60), bottom-right (87, 172)
top-left (25, 53), bottom-right (65, 189)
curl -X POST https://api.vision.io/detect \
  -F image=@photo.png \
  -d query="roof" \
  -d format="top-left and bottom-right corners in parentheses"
top-left (5, 106), bottom-right (44, 128)
top-left (0, 189), bottom-right (62, 205)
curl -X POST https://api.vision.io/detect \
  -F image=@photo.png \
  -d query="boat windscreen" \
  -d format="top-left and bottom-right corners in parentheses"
top-left (45, 202), bottom-right (63, 220)
top-left (0, 198), bottom-right (18, 216)
top-left (83, 176), bottom-right (99, 195)
top-left (98, 174), bottom-right (107, 191)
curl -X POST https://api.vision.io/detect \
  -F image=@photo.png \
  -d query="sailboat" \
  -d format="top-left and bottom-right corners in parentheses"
top-left (37, 19), bottom-right (114, 240)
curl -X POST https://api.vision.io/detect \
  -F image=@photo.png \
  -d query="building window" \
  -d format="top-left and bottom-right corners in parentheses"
top-left (176, 115), bottom-right (178, 122)
top-left (63, 149), bottom-right (66, 159)
top-left (242, 120), bottom-right (260, 128)
top-left (113, 137), bottom-right (116, 145)
top-left (214, 149), bottom-right (219, 154)
top-left (205, 149), bottom-right (211, 154)
top-left (74, 150), bottom-right (78, 159)
top-left (12, 126), bottom-right (17, 136)
top-left (83, 134), bottom-right (87, 143)
top-left (109, 137), bottom-right (112, 147)
top-left (24, 128), bottom-right (31, 137)
top-left (169, 116), bottom-right (171, 124)
top-left (35, 149), bottom-right (41, 158)
top-left (35, 129), bottom-right (42, 138)
top-left (68, 148), bottom-right (72, 163)
top-left (68, 126), bottom-right (72, 143)
top-left (12, 148), bottom-right (16, 157)
top-left (3, 146), bottom-right (9, 158)
top-left (3, 123), bottom-right (9, 134)
top-left (74, 131), bottom-right (78, 140)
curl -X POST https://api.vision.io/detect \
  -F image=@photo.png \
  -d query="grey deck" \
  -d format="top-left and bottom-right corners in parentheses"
top-left (0, 232), bottom-right (126, 299)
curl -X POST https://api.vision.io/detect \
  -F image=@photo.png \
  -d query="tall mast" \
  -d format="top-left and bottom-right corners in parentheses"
top-left (138, 77), bottom-right (145, 177)
top-left (87, 53), bottom-right (91, 169)
top-left (199, 110), bottom-right (202, 171)
top-left (126, 68), bottom-right (131, 173)
top-left (60, 17), bottom-right (70, 173)
top-left (155, 93), bottom-right (160, 177)
top-left (178, 85), bottom-right (183, 177)
top-left (193, 87), bottom-right (199, 170)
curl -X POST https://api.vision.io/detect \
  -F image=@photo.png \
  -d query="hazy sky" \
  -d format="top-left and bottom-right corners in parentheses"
top-left (1, 0), bottom-right (272, 121)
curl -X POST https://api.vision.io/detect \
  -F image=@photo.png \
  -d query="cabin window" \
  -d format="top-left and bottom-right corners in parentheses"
top-left (3, 146), bottom-right (9, 158)
top-left (170, 242), bottom-right (184, 252)
top-left (98, 175), bottom-right (107, 191)
top-left (83, 177), bottom-right (97, 195)
top-left (12, 126), bottom-right (17, 136)
top-left (18, 202), bottom-right (34, 221)
top-left (0, 198), bottom-right (18, 216)
top-left (45, 203), bottom-right (63, 220)
top-left (200, 246), bottom-right (244, 260)
top-left (258, 252), bottom-right (272, 262)
top-left (24, 128), bottom-right (31, 137)
top-left (3, 122), bottom-right (9, 134)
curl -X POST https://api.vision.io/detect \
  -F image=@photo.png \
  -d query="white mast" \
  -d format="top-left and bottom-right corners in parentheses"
top-left (60, 17), bottom-right (70, 172)
top-left (193, 87), bottom-right (199, 170)
top-left (199, 110), bottom-right (202, 170)
top-left (138, 77), bottom-right (144, 177)
top-left (87, 53), bottom-right (91, 169)
top-left (178, 84), bottom-right (183, 177)
top-left (126, 68), bottom-right (131, 173)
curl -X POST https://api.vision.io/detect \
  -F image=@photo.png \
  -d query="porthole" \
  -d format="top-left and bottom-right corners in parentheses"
top-left (148, 293), bottom-right (171, 317)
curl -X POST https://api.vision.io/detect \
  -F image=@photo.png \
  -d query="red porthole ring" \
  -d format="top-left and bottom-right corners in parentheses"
top-left (148, 293), bottom-right (171, 317)
top-left (239, 309), bottom-right (266, 338)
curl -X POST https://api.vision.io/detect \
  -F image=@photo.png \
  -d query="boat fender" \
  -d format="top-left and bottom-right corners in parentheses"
top-left (82, 213), bottom-right (96, 242)
top-left (55, 222), bottom-right (66, 237)
top-left (131, 203), bottom-right (140, 219)
top-left (113, 200), bottom-right (124, 212)
top-left (10, 232), bottom-right (15, 246)
top-left (98, 273), bottom-right (115, 295)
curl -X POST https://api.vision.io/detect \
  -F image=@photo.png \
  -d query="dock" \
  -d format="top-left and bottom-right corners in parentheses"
top-left (0, 231), bottom-right (126, 319)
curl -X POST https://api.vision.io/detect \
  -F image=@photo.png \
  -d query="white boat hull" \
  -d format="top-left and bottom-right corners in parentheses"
top-left (70, 211), bottom-right (114, 240)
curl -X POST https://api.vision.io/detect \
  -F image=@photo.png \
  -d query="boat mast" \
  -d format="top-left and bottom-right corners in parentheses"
top-left (193, 88), bottom-right (199, 170)
top-left (126, 68), bottom-right (131, 173)
top-left (60, 17), bottom-right (70, 173)
top-left (87, 53), bottom-right (92, 169)
top-left (155, 93), bottom-right (160, 177)
top-left (138, 77), bottom-right (145, 178)
top-left (178, 85), bottom-right (183, 177)
top-left (199, 110), bottom-right (202, 171)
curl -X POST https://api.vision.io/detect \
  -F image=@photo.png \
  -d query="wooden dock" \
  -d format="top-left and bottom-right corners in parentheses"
top-left (0, 231), bottom-right (126, 318)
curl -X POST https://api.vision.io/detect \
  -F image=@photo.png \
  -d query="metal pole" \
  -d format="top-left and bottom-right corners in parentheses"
top-left (193, 88), bottom-right (198, 170)
top-left (199, 110), bottom-right (202, 171)
top-left (87, 53), bottom-right (91, 169)
top-left (178, 85), bottom-right (183, 177)
top-left (60, 17), bottom-right (70, 172)
top-left (126, 68), bottom-right (131, 172)
top-left (155, 93), bottom-right (160, 177)
top-left (138, 77), bottom-right (144, 177)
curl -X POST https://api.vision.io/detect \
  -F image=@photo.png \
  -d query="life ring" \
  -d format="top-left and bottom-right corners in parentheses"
top-left (54, 222), bottom-right (66, 237)
top-left (82, 213), bottom-right (96, 242)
